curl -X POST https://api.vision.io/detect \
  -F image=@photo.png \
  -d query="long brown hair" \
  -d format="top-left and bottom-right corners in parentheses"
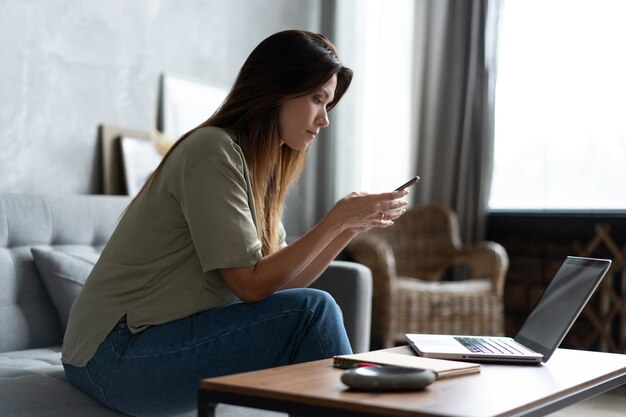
top-left (139, 30), bottom-right (352, 256)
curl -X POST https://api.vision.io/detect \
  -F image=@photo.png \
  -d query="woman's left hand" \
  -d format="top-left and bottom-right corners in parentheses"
top-left (324, 190), bottom-right (409, 235)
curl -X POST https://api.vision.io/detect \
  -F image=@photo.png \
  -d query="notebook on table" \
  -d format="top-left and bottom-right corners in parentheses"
top-left (406, 256), bottom-right (611, 364)
top-left (333, 350), bottom-right (481, 379)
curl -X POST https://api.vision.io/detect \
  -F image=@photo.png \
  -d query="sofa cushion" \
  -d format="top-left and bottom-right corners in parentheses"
top-left (0, 347), bottom-right (125, 417)
top-left (0, 346), bottom-right (282, 417)
top-left (31, 248), bottom-right (100, 332)
top-left (0, 193), bottom-right (131, 353)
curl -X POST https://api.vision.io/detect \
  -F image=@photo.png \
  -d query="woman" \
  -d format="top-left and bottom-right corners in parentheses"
top-left (62, 30), bottom-right (408, 416)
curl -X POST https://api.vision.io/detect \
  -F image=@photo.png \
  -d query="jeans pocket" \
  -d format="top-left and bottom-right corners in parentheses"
top-left (63, 362), bottom-right (115, 410)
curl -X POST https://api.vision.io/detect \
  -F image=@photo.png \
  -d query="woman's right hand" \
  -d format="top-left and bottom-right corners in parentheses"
top-left (325, 190), bottom-right (409, 234)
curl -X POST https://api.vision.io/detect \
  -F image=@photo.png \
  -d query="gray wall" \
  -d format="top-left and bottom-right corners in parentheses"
top-left (0, 0), bottom-right (321, 194)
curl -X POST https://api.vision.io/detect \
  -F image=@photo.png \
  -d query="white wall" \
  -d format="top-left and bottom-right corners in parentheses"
top-left (0, 0), bottom-right (321, 193)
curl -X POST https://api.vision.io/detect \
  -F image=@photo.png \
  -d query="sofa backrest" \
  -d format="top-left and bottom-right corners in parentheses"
top-left (0, 194), bottom-right (130, 352)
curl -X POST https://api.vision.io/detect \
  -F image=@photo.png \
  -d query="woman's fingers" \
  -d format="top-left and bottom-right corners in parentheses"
top-left (373, 189), bottom-right (409, 201)
top-left (381, 207), bottom-right (406, 221)
top-left (375, 191), bottom-right (409, 216)
top-left (379, 198), bottom-right (409, 214)
top-left (369, 191), bottom-right (409, 227)
top-left (329, 189), bottom-right (410, 232)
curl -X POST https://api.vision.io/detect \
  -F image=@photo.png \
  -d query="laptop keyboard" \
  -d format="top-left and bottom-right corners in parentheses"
top-left (454, 336), bottom-right (526, 355)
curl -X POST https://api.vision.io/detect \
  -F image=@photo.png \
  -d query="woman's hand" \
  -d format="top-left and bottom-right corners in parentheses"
top-left (324, 190), bottom-right (409, 234)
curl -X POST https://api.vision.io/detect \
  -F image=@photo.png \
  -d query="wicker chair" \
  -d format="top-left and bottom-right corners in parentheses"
top-left (346, 203), bottom-right (509, 349)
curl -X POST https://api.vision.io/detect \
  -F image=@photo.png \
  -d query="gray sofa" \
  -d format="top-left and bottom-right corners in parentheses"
top-left (0, 193), bottom-right (372, 417)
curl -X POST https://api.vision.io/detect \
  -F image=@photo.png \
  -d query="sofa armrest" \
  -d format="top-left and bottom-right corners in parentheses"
top-left (310, 261), bottom-right (372, 353)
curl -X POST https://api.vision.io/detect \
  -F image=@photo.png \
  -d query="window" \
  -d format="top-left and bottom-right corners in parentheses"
top-left (489, 0), bottom-right (626, 211)
top-left (333, 0), bottom-right (415, 197)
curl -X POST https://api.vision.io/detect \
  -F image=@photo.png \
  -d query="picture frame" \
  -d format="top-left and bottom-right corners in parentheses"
top-left (158, 72), bottom-right (229, 138)
top-left (100, 124), bottom-right (151, 195)
top-left (119, 135), bottom-right (162, 197)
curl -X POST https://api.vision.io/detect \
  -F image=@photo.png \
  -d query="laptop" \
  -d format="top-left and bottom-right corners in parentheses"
top-left (406, 256), bottom-right (611, 364)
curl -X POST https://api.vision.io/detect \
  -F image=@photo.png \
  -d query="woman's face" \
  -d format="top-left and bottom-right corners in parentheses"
top-left (278, 74), bottom-right (337, 151)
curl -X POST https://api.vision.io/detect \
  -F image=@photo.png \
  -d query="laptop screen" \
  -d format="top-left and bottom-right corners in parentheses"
top-left (514, 257), bottom-right (611, 361)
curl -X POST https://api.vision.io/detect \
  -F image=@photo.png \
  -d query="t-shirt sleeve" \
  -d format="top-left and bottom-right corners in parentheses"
top-left (179, 140), bottom-right (262, 272)
top-left (278, 221), bottom-right (288, 249)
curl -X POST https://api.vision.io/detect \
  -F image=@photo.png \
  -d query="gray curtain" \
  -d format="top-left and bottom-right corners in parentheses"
top-left (414, 0), bottom-right (501, 243)
top-left (282, 0), bottom-right (338, 240)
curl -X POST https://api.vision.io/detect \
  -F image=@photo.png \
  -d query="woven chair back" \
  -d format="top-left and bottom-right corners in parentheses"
top-left (370, 203), bottom-right (461, 281)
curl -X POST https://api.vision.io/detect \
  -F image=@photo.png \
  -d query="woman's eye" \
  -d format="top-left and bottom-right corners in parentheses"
top-left (313, 96), bottom-right (322, 104)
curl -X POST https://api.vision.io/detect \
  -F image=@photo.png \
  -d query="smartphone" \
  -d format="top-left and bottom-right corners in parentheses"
top-left (394, 176), bottom-right (420, 191)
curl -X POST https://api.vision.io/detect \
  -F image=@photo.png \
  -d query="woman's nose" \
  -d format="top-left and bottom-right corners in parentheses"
top-left (316, 110), bottom-right (329, 128)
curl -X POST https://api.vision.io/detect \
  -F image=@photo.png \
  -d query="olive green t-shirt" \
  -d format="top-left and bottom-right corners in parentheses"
top-left (62, 127), bottom-right (284, 367)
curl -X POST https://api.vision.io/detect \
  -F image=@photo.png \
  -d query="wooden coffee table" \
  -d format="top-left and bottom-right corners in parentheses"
top-left (198, 346), bottom-right (626, 417)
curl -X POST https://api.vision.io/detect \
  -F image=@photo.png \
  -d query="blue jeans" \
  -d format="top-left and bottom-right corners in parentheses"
top-left (63, 288), bottom-right (352, 417)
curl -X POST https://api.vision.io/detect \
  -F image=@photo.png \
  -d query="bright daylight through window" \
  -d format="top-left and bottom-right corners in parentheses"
top-left (489, 0), bottom-right (626, 211)
top-left (333, 0), bottom-right (415, 198)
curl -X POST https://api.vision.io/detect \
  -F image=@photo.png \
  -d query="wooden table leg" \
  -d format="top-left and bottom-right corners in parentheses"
top-left (197, 389), bottom-right (217, 417)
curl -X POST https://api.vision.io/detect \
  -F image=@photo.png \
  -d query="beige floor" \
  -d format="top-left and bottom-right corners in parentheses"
top-left (549, 384), bottom-right (626, 416)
